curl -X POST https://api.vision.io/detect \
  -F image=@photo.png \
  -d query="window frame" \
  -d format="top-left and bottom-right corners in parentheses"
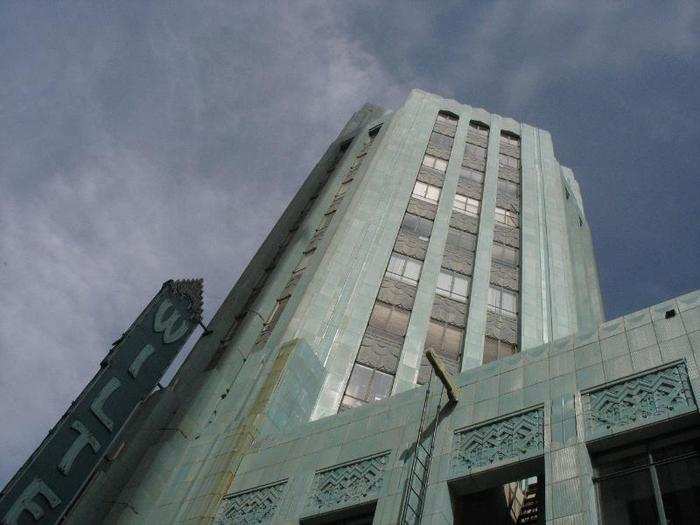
top-left (453, 193), bottom-right (481, 217)
top-left (436, 269), bottom-right (470, 303)
top-left (341, 363), bottom-right (394, 409)
top-left (422, 154), bottom-right (448, 173)
top-left (385, 252), bottom-right (423, 286)
top-left (488, 285), bottom-right (519, 317)
top-left (367, 301), bottom-right (411, 338)
top-left (400, 212), bottom-right (433, 242)
top-left (424, 319), bottom-right (464, 370)
top-left (592, 428), bottom-right (700, 525)
top-left (495, 206), bottom-right (519, 227)
top-left (412, 180), bottom-right (442, 204)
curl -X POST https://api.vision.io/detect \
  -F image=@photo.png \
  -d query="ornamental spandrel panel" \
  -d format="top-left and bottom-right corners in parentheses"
top-left (305, 453), bottom-right (389, 516)
top-left (215, 480), bottom-right (287, 525)
top-left (583, 361), bottom-right (696, 440)
top-left (417, 166), bottom-right (446, 188)
top-left (452, 408), bottom-right (544, 476)
top-left (493, 223), bottom-right (520, 248)
top-left (456, 177), bottom-right (484, 201)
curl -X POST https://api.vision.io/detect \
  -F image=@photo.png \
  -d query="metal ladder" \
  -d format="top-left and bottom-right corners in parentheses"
top-left (399, 372), bottom-right (444, 525)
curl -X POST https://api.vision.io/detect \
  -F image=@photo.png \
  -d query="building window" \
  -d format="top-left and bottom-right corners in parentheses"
top-left (499, 154), bottom-right (520, 169)
top-left (500, 132), bottom-right (520, 146)
top-left (492, 243), bottom-right (519, 267)
top-left (488, 286), bottom-right (518, 317)
top-left (412, 181), bottom-right (441, 204)
top-left (422, 154), bottom-right (448, 172)
top-left (401, 212), bottom-right (433, 241)
top-left (497, 179), bottom-right (520, 200)
top-left (436, 269), bottom-right (470, 302)
top-left (483, 336), bottom-right (518, 364)
top-left (341, 363), bottom-right (394, 409)
top-left (386, 252), bottom-right (422, 286)
top-left (495, 206), bottom-right (519, 227)
top-left (594, 429), bottom-right (700, 525)
top-left (460, 166), bottom-right (484, 184)
top-left (425, 320), bottom-right (463, 371)
top-left (437, 112), bottom-right (458, 124)
top-left (453, 194), bottom-right (480, 217)
top-left (367, 301), bottom-right (410, 337)
top-left (447, 227), bottom-right (477, 252)
top-left (469, 121), bottom-right (489, 136)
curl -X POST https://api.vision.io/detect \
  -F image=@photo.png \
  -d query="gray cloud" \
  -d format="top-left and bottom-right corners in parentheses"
top-left (1, 1), bottom-right (698, 485)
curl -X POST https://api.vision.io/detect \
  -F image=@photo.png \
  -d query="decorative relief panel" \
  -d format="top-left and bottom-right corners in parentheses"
top-left (452, 408), bottom-right (544, 473)
top-left (583, 362), bottom-right (696, 438)
top-left (215, 480), bottom-right (286, 525)
top-left (306, 453), bottom-right (389, 515)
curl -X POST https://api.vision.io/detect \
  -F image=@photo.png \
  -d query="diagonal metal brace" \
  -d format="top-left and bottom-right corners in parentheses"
top-left (426, 350), bottom-right (459, 404)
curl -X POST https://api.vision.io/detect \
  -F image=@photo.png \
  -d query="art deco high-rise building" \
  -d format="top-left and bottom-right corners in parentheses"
top-left (13, 90), bottom-right (700, 525)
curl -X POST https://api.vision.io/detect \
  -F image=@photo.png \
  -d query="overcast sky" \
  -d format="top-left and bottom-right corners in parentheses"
top-left (1, 2), bottom-right (698, 485)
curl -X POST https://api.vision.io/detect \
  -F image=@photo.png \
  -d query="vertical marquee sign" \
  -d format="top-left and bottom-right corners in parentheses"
top-left (0, 279), bottom-right (204, 525)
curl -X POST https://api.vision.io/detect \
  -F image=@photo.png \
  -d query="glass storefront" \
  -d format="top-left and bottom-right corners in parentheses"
top-left (594, 429), bottom-right (700, 524)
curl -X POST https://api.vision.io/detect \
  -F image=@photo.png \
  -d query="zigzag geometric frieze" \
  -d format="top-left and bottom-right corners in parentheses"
top-left (306, 453), bottom-right (389, 514)
top-left (215, 480), bottom-right (286, 525)
top-left (452, 408), bottom-right (544, 472)
top-left (584, 362), bottom-right (696, 436)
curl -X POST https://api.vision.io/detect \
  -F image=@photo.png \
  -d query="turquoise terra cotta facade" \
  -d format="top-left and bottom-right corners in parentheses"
top-left (58, 90), bottom-right (699, 525)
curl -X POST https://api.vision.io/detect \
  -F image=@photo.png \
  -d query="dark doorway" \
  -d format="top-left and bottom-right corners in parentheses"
top-left (453, 475), bottom-right (544, 524)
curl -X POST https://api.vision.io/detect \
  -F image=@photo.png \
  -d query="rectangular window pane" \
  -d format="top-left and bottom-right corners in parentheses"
top-left (387, 253), bottom-right (404, 275)
top-left (656, 455), bottom-right (700, 523)
top-left (401, 212), bottom-right (418, 233)
top-left (452, 276), bottom-right (469, 299)
top-left (436, 271), bottom-right (452, 294)
top-left (425, 320), bottom-right (443, 350)
top-left (426, 186), bottom-right (441, 201)
top-left (414, 181), bottom-right (427, 196)
top-left (403, 259), bottom-right (422, 282)
top-left (598, 470), bottom-right (658, 525)
top-left (369, 370), bottom-right (394, 402)
top-left (488, 286), bottom-right (500, 309)
top-left (442, 325), bottom-right (463, 359)
top-left (346, 364), bottom-right (372, 399)
top-left (501, 290), bottom-right (517, 314)
top-left (434, 158), bottom-right (448, 172)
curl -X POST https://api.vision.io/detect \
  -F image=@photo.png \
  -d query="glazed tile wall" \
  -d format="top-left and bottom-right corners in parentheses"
top-left (221, 289), bottom-right (700, 524)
